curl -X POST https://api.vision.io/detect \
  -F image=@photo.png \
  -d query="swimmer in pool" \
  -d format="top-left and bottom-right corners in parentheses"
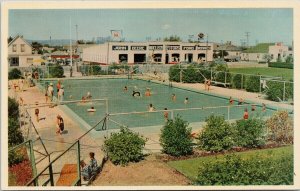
top-left (87, 106), bottom-right (96, 112)
top-left (132, 90), bottom-right (141, 97)
top-left (145, 88), bottom-right (151, 97)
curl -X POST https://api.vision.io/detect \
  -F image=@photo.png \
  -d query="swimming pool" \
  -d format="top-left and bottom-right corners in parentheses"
top-left (41, 78), bottom-right (275, 130)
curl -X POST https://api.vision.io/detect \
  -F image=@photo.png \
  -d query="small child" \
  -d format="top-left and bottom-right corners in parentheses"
top-left (229, 97), bottom-right (234, 105)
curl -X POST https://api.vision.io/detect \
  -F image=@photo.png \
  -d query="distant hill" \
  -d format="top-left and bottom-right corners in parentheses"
top-left (26, 39), bottom-right (77, 46)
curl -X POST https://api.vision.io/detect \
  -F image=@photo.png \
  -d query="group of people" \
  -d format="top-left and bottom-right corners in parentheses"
top-left (80, 152), bottom-right (99, 181)
top-left (81, 92), bottom-right (92, 103)
top-left (45, 80), bottom-right (64, 103)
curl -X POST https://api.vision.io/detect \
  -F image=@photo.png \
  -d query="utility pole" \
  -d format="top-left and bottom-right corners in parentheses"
top-left (245, 32), bottom-right (250, 48)
top-left (75, 24), bottom-right (78, 72)
top-left (206, 34), bottom-right (208, 63)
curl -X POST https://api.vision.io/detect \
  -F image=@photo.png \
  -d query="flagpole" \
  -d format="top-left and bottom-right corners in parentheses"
top-left (69, 17), bottom-right (73, 77)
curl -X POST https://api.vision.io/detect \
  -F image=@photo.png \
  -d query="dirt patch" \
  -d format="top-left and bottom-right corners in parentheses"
top-left (92, 155), bottom-right (190, 186)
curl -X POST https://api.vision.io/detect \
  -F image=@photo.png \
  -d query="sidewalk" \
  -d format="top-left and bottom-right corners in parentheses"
top-left (9, 85), bottom-right (105, 185)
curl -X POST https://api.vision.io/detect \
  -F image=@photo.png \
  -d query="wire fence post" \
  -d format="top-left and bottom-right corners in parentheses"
top-left (283, 81), bottom-right (286, 101)
top-left (171, 110), bottom-right (174, 120)
top-left (76, 140), bottom-right (81, 186)
top-left (241, 74), bottom-right (243, 89)
top-left (29, 140), bottom-right (38, 186)
top-left (259, 75), bottom-right (262, 95)
top-left (225, 71), bottom-right (227, 84)
top-left (180, 69), bottom-right (183, 83)
top-left (48, 163), bottom-right (54, 186)
top-left (210, 68), bottom-right (213, 80)
top-left (227, 106), bottom-right (230, 120)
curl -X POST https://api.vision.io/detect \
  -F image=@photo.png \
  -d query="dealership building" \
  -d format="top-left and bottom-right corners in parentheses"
top-left (82, 41), bottom-right (214, 65)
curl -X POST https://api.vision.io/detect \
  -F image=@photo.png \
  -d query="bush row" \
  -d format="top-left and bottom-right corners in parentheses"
top-left (268, 62), bottom-right (293, 69)
top-left (196, 152), bottom-right (293, 185)
top-left (169, 64), bottom-right (293, 102)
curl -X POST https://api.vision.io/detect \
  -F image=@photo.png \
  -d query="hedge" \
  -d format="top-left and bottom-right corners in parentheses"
top-left (266, 81), bottom-right (293, 102)
top-left (9, 68), bottom-right (22, 80)
top-left (268, 62), bottom-right (293, 69)
top-left (196, 152), bottom-right (293, 185)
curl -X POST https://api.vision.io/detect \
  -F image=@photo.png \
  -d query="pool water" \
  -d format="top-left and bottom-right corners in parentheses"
top-left (41, 78), bottom-right (275, 130)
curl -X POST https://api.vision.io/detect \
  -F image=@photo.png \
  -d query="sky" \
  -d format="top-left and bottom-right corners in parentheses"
top-left (9, 8), bottom-right (293, 46)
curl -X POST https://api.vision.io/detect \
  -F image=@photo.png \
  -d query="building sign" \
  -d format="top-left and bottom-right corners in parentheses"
top-left (149, 45), bottom-right (163, 50)
top-left (182, 46), bottom-right (195, 50)
top-left (196, 46), bottom-right (211, 50)
top-left (112, 46), bottom-right (128, 51)
top-left (131, 46), bottom-right (147, 51)
top-left (166, 45), bottom-right (180, 50)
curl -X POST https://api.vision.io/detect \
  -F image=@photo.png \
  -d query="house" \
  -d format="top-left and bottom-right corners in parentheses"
top-left (241, 42), bottom-right (293, 63)
top-left (214, 41), bottom-right (242, 61)
top-left (8, 35), bottom-right (43, 67)
top-left (240, 43), bottom-right (273, 62)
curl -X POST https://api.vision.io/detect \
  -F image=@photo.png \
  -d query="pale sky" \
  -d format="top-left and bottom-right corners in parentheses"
top-left (9, 8), bottom-right (293, 45)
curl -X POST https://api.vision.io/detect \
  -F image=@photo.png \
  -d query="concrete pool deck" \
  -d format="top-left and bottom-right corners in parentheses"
top-left (8, 75), bottom-right (293, 185)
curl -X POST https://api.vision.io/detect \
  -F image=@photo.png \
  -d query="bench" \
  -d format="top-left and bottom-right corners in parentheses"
top-left (211, 81), bottom-right (231, 88)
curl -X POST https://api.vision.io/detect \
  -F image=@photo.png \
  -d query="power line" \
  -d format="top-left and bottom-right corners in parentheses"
top-left (245, 32), bottom-right (250, 48)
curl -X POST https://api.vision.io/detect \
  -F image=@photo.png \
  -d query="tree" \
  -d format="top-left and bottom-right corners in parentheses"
top-left (263, 54), bottom-right (272, 63)
top-left (163, 35), bottom-right (181, 42)
top-left (8, 68), bottom-right (22, 80)
top-left (31, 41), bottom-right (43, 52)
top-left (8, 36), bottom-right (13, 44)
top-left (285, 55), bottom-right (293, 64)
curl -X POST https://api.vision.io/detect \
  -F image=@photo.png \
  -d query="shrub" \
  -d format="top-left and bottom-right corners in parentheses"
top-left (196, 152), bottom-right (293, 185)
top-left (266, 111), bottom-right (293, 144)
top-left (8, 149), bottom-right (25, 167)
top-left (245, 75), bottom-right (260, 92)
top-left (234, 118), bottom-right (266, 148)
top-left (182, 64), bottom-right (201, 83)
top-left (102, 127), bottom-right (146, 166)
top-left (197, 115), bottom-right (235, 152)
top-left (90, 65), bottom-right (102, 75)
top-left (232, 74), bottom-right (243, 89)
top-left (8, 97), bottom-right (19, 120)
top-left (160, 116), bottom-right (193, 156)
top-left (49, 64), bottom-right (64, 78)
top-left (268, 62), bottom-right (293, 69)
top-left (169, 64), bottom-right (181, 82)
top-left (8, 118), bottom-right (24, 147)
top-left (9, 159), bottom-right (33, 186)
top-left (9, 68), bottom-right (22, 80)
top-left (213, 64), bottom-right (231, 84)
top-left (266, 81), bottom-right (293, 102)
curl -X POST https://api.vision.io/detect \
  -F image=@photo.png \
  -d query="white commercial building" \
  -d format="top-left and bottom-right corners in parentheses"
top-left (82, 41), bottom-right (214, 65)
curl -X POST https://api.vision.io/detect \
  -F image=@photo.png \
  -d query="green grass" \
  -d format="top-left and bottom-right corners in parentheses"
top-left (229, 67), bottom-right (293, 80)
top-left (167, 145), bottom-right (293, 182)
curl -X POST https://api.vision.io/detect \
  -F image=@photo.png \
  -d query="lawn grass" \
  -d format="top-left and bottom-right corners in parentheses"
top-left (167, 145), bottom-right (293, 182)
top-left (229, 67), bottom-right (293, 80)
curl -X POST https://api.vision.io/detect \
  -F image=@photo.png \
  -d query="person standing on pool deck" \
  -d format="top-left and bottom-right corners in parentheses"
top-left (56, 115), bottom-right (64, 134)
top-left (184, 97), bottom-right (189, 104)
top-left (48, 83), bottom-right (54, 102)
top-left (56, 80), bottom-right (61, 95)
top-left (58, 85), bottom-right (65, 102)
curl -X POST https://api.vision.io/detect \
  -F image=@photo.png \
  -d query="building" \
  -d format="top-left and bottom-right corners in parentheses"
top-left (82, 41), bottom-right (214, 65)
top-left (8, 35), bottom-right (43, 67)
top-left (269, 42), bottom-right (293, 62)
top-left (241, 42), bottom-right (293, 62)
top-left (214, 41), bottom-right (242, 61)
